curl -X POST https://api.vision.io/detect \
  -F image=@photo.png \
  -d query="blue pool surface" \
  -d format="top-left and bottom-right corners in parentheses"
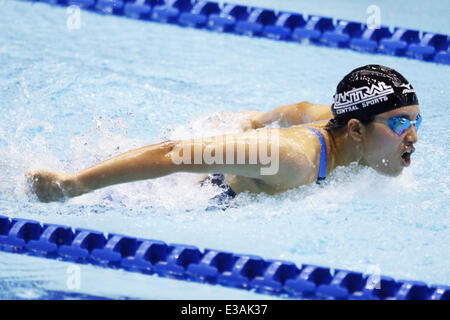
top-left (0, 0), bottom-right (449, 299)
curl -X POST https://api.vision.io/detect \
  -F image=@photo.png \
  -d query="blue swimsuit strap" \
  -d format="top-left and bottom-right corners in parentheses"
top-left (304, 126), bottom-right (327, 182)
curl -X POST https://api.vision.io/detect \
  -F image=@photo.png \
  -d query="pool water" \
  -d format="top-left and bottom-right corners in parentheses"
top-left (0, 0), bottom-right (449, 299)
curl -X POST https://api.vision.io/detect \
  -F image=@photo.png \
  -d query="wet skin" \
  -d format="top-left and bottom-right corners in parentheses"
top-left (358, 105), bottom-right (420, 176)
top-left (24, 103), bottom-right (420, 202)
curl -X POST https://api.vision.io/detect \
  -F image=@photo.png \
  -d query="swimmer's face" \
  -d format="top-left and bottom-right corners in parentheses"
top-left (360, 105), bottom-right (420, 176)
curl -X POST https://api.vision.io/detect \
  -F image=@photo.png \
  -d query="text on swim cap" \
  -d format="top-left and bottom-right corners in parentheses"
top-left (333, 82), bottom-right (394, 110)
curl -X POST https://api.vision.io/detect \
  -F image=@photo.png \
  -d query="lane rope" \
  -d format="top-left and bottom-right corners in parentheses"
top-left (1, 215), bottom-right (449, 299)
top-left (22, 0), bottom-right (450, 65)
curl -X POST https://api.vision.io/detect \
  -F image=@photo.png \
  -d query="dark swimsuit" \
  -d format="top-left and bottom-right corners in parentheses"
top-left (201, 173), bottom-right (237, 210)
top-left (203, 126), bottom-right (327, 209)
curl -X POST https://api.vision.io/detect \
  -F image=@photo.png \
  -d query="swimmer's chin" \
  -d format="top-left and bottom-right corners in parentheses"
top-left (358, 159), bottom-right (404, 177)
top-left (372, 164), bottom-right (404, 177)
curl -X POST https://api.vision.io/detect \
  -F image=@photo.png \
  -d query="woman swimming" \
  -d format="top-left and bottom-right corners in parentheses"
top-left (25, 65), bottom-right (421, 203)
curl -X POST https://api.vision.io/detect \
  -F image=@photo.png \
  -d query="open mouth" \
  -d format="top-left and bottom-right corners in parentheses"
top-left (401, 148), bottom-right (414, 167)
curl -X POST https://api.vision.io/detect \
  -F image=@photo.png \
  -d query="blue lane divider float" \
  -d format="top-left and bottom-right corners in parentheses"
top-left (207, 3), bottom-right (248, 33)
top-left (178, 1), bottom-right (220, 28)
top-left (1, 215), bottom-right (449, 299)
top-left (26, 0), bottom-right (450, 65)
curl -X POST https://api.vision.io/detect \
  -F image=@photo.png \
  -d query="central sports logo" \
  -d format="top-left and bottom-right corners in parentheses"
top-left (333, 82), bottom-right (395, 110)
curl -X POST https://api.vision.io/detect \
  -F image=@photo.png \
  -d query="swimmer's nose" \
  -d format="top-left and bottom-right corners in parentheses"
top-left (405, 124), bottom-right (418, 144)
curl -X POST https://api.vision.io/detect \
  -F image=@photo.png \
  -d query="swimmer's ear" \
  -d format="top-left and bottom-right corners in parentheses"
top-left (347, 119), bottom-right (364, 142)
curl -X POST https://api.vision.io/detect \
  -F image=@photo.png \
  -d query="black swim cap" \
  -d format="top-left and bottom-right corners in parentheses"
top-left (331, 65), bottom-right (419, 121)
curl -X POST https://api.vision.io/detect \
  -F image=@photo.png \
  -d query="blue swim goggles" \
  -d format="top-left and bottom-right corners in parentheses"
top-left (377, 114), bottom-right (422, 135)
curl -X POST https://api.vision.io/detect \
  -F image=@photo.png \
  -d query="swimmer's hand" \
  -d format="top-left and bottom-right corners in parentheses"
top-left (25, 169), bottom-right (80, 203)
top-left (237, 110), bottom-right (261, 131)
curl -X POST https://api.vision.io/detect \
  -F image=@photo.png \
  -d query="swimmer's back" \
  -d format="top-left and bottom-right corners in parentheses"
top-left (226, 122), bottom-right (330, 194)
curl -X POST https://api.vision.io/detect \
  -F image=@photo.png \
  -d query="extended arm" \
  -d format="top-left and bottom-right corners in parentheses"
top-left (25, 129), bottom-right (308, 202)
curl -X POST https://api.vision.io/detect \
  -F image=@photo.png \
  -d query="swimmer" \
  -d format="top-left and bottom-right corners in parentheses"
top-left (25, 65), bottom-right (421, 203)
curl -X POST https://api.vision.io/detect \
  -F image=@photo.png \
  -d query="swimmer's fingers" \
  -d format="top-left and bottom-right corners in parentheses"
top-left (25, 169), bottom-right (68, 203)
top-left (237, 110), bottom-right (261, 131)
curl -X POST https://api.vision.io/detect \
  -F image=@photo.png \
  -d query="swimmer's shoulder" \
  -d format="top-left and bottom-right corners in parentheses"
top-left (251, 128), bottom-right (321, 188)
top-left (302, 102), bottom-right (333, 118)
top-left (293, 101), bottom-right (329, 109)
top-left (286, 101), bottom-right (333, 124)
top-left (226, 128), bottom-right (324, 193)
